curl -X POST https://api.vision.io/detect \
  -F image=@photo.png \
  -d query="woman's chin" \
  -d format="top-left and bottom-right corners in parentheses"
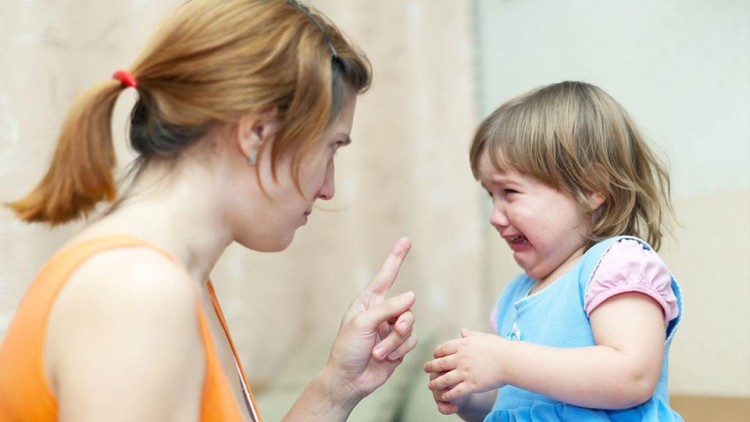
top-left (240, 234), bottom-right (295, 253)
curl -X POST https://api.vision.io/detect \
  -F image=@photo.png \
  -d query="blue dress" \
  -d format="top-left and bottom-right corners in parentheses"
top-left (486, 236), bottom-right (684, 421)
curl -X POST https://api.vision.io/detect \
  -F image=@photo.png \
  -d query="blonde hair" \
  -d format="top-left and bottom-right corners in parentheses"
top-left (469, 81), bottom-right (673, 250)
top-left (9, 0), bottom-right (371, 225)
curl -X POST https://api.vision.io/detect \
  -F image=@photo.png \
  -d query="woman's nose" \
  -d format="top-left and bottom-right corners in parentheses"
top-left (316, 161), bottom-right (335, 200)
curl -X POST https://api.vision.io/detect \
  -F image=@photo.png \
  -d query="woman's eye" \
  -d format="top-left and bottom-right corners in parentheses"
top-left (504, 189), bottom-right (519, 195)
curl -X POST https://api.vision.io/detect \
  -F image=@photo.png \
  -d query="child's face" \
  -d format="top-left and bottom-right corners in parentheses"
top-left (477, 151), bottom-right (591, 284)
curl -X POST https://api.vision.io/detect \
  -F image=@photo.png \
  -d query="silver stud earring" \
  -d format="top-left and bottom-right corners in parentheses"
top-left (247, 152), bottom-right (257, 166)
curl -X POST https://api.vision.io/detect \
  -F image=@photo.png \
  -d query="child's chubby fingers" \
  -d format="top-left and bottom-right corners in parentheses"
top-left (431, 338), bottom-right (461, 359)
top-left (427, 367), bottom-right (462, 392)
top-left (428, 372), bottom-right (461, 415)
top-left (460, 328), bottom-right (487, 337)
top-left (435, 400), bottom-right (460, 415)
top-left (439, 382), bottom-right (470, 402)
top-left (423, 354), bottom-right (457, 374)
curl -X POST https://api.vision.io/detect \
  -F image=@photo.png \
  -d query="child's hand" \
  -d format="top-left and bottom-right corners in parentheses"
top-left (424, 329), bottom-right (506, 403)
top-left (426, 370), bottom-right (468, 414)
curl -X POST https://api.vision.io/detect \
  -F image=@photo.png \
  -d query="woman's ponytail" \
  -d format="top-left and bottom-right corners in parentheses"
top-left (7, 80), bottom-right (123, 225)
top-left (8, 0), bottom-right (374, 226)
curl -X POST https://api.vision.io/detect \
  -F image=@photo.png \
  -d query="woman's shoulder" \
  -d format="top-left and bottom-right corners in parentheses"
top-left (44, 242), bottom-right (205, 417)
top-left (74, 242), bottom-right (193, 290)
top-left (53, 224), bottom-right (196, 307)
top-left (45, 239), bottom-right (203, 365)
top-left (52, 242), bottom-right (198, 328)
top-left (43, 224), bottom-right (205, 363)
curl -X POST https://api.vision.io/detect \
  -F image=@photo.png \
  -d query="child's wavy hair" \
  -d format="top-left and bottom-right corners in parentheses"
top-left (469, 81), bottom-right (673, 251)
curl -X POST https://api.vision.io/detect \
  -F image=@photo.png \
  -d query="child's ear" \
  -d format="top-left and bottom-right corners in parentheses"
top-left (587, 191), bottom-right (606, 211)
top-left (235, 107), bottom-right (278, 161)
top-left (586, 163), bottom-right (609, 212)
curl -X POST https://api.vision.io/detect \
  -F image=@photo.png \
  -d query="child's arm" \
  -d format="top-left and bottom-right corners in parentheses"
top-left (425, 292), bottom-right (666, 409)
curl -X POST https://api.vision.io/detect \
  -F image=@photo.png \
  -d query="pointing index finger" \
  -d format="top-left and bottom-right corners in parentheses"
top-left (365, 237), bottom-right (412, 298)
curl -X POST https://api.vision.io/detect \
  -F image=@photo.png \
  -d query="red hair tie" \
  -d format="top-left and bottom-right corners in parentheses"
top-left (112, 70), bottom-right (138, 88)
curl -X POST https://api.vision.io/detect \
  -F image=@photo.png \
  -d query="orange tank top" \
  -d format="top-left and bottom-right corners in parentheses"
top-left (0, 235), bottom-right (262, 421)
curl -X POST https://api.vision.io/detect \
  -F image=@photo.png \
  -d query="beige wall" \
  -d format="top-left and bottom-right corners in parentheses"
top-left (663, 190), bottom-right (750, 396)
top-left (0, 0), bottom-right (182, 337)
top-left (1, 1), bottom-right (748, 419)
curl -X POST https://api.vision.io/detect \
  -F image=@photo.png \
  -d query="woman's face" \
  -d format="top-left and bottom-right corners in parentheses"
top-left (231, 97), bottom-right (357, 252)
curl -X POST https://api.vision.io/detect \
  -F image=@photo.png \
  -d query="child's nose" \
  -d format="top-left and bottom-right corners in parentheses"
top-left (489, 203), bottom-right (509, 228)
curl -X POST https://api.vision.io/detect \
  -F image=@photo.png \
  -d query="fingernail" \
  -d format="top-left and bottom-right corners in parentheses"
top-left (373, 346), bottom-right (384, 359)
top-left (399, 320), bottom-right (410, 331)
top-left (388, 350), bottom-right (400, 360)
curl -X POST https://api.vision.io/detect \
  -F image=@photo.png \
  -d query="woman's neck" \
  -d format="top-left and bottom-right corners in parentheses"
top-left (76, 161), bottom-right (233, 284)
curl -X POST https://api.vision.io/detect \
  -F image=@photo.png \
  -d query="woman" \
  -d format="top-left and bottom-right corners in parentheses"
top-left (0, 0), bottom-right (417, 420)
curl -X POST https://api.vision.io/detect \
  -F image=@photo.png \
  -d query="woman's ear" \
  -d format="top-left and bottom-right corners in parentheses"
top-left (236, 107), bottom-right (279, 162)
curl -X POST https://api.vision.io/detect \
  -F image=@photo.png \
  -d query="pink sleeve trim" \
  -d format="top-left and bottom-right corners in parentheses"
top-left (584, 239), bottom-right (679, 324)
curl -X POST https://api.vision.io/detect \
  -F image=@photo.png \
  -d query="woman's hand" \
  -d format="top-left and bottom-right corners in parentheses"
top-left (325, 237), bottom-right (418, 400)
top-left (284, 238), bottom-right (417, 421)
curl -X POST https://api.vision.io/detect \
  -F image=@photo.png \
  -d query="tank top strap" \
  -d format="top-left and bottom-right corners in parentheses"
top-left (51, 235), bottom-right (181, 274)
top-left (206, 281), bottom-right (263, 421)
